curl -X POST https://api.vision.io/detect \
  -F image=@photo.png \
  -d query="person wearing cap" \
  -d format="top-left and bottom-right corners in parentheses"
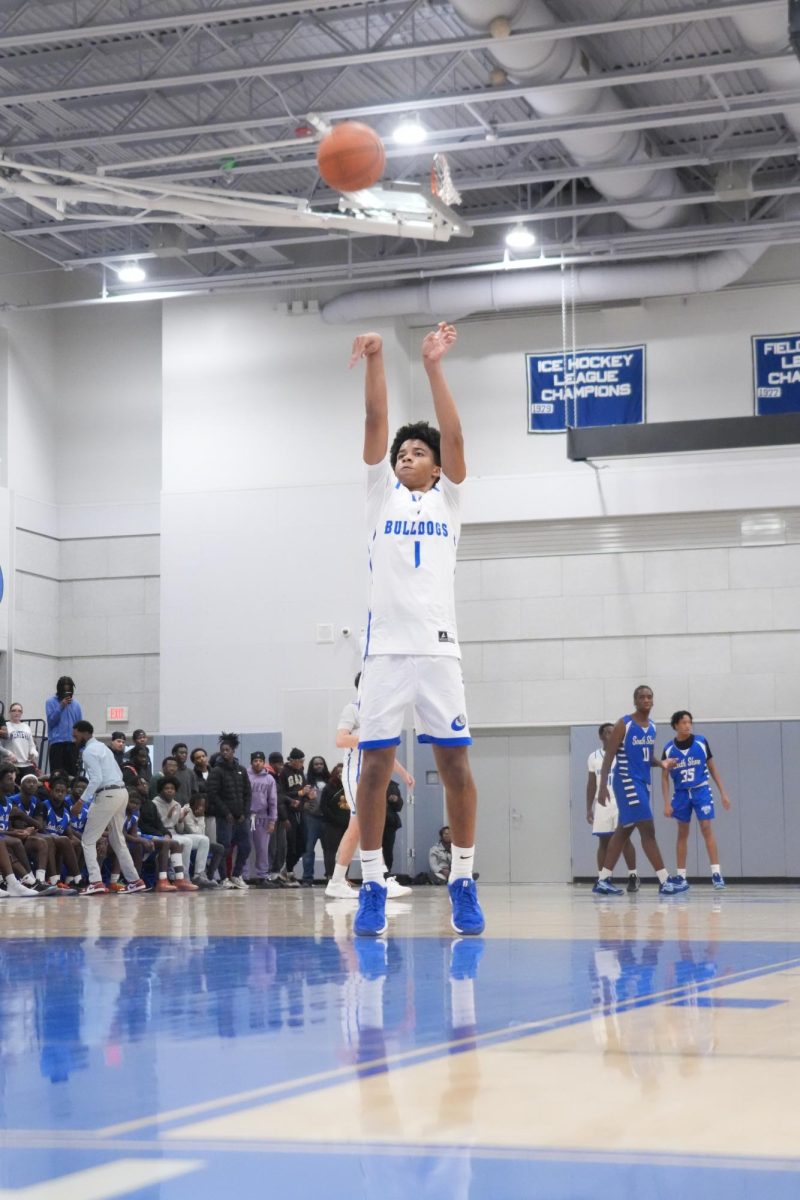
top-left (278, 749), bottom-right (309, 883)
top-left (246, 753), bottom-right (278, 887)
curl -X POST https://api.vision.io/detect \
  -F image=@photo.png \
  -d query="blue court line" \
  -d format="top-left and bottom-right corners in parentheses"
top-left (104, 949), bottom-right (800, 1140)
top-left (668, 997), bottom-right (786, 1009)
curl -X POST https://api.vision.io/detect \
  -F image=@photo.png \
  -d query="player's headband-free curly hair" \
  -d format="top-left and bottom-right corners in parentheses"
top-left (390, 421), bottom-right (441, 468)
top-left (219, 731), bottom-right (240, 750)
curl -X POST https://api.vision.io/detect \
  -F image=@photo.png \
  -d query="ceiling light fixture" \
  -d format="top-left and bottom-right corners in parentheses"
top-left (505, 224), bottom-right (536, 250)
top-left (393, 114), bottom-right (428, 146)
top-left (117, 261), bottom-right (147, 284)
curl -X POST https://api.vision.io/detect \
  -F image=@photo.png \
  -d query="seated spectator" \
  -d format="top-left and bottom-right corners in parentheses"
top-left (152, 778), bottom-right (202, 891)
top-left (109, 732), bottom-right (127, 768)
top-left (23, 774), bottom-right (82, 891)
top-left (429, 826), bottom-right (452, 885)
top-left (1, 765), bottom-right (55, 892)
top-left (122, 790), bottom-right (177, 893)
top-left (2, 703), bottom-right (39, 773)
top-left (180, 794), bottom-right (223, 886)
top-left (45, 676), bottom-right (82, 775)
top-left (136, 780), bottom-right (196, 892)
top-left (320, 763), bottom-right (349, 880)
top-left (301, 756), bottom-right (329, 886)
top-left (207, 733), bottom-right (252, 892)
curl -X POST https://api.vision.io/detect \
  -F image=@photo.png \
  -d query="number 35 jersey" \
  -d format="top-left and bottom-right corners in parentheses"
top-left (662, 734), bottom-right (712, 792)
top-left (364, 459), bottom-right (462, 659)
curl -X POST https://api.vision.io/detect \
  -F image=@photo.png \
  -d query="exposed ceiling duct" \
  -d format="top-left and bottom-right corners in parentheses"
top-left (447, 0), bottom-right (689, 231)
top-left (728, 4), bottom-right (800, 139)
top-left (320, 243), bottom-right (768, 323)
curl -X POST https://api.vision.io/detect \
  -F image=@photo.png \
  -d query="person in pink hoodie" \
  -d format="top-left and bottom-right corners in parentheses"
top-left (246, 751), bottom-right (277, 888)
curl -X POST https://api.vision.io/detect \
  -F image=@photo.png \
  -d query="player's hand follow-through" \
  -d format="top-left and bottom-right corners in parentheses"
top-left (422, 321), bottom-right (457, 365)
top-left (349, 332), bottom-right (383, 368)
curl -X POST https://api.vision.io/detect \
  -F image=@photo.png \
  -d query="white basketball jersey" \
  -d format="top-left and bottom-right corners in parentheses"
top-left (337, 700), bottom-right (359, 735)
top-left (588, 748), bottom-right (615, 801)
top-left (364, 460), bottom-right (461, 658)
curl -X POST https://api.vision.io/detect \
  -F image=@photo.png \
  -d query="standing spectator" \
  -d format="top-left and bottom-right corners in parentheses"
top-left (266, 752), bottom-right (296, 888)
top-left (2, 703), bottom-right (39, 773)
top-left (429, 826), bottom-right (452, 885)
top-left (45, 677), bottom-right (82, 775)
top-left (383, 780), bottom-right (404, 876)
top-left (207, 733), bottom-right (252, 891)
top-left (320, 763), bottom-right (349, 879)
top-left (172, 743), bottom-right (199, 809)
top-left (301, 755), bottom-right (330, 886)
top-left (71, 719), bottom-right (146, 896)
top-left (247, 752), bottom-right (278, 888)
top-left (109, 732), bottom-right (127, 769)
top-left (190, 747), bottom-right (213, 840)
top-left (278, 748), bottom-right (309, 882)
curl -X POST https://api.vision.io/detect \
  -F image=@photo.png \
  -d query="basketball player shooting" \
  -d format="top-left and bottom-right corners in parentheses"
top-left (348, 323), bottom-right (484, 938)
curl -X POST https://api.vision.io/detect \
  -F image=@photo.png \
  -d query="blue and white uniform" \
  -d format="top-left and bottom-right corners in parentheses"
top-left (337, 699), bottom-right (361, 814)
top-left (612, 715), bottom-right (657, 825)
top-left (359, 461), bottom-right (471, 750)
top-left (69, 803), bottom-right (90, 834)
top-left (663, 734), bottom-right (715, 823)
top-left (41, 800), bottom-right (71, 834)
top-left (588, 748), bottom-right (617, 836)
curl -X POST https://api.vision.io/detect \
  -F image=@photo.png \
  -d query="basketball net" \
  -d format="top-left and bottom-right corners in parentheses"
top-left (430, 153), bottom-right (462, 207)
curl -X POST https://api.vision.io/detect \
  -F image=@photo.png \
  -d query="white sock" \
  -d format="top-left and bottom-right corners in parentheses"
top-left (360, 849), bottom-right (385, 885)
top-left (72, 876), bottom-right (83, 885)
top-left (5, 874), bottom-right (16, 886)
top-left (49, 876), bottom-right (59, 885)
top-left (158, 871), bottom-right (168, 879)
top-left (110, 873), bottom-right (120, 884)
top-left (22, 873), bottom-right (35, 886)
top-left (657, 868), bottom-right (669, 885)
top-left (628, 868), bottom-right (637, 876)
top-left (450, 845), bottom-right (475, 882)
top-left (35, 869), bottom-right (45, 883)
top-left (677, 868), bottom-right (687, 878)
top-left (598, 867), bottom-right (612, 881)
top-left (332, 862), bottom-right (348, 884)
top-left (711, 863), bottom-right (720, 875)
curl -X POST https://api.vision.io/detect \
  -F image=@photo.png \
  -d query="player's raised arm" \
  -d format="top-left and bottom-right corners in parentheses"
top-left (350, 331), bottom-right (388, 466)
top-left (422, 322), bottom-right (465, 484)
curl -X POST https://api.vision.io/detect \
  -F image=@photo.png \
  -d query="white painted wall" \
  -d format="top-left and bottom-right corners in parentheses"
top-left (408, 287), bottom-right (800, 524)
top-left (160, 295), bottom-right (410, 756)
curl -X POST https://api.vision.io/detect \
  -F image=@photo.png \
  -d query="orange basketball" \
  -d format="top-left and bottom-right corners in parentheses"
top-left (317, 122), bottom-right (386, 193)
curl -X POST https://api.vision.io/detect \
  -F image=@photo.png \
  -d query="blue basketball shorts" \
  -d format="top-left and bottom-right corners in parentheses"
top-left (612, 774), bottom-right (653, 826)
top-left (671, 784), bottom-right (715, 824)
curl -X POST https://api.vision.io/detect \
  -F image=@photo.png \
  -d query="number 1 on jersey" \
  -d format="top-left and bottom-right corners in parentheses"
top-left (414, 540), bottom-right (421, 569)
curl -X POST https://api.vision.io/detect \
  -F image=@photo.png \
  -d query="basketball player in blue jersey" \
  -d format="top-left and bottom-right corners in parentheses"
top-left (348, 323), bottom-right (483, 938)
top-left (593, 685), bottom-right (688, 896)
top-left (662, 710), bottom-right (731, 889)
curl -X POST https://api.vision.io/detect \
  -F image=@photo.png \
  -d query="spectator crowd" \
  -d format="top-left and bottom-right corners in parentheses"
top-left (0, 676), bottom-right (419, 897)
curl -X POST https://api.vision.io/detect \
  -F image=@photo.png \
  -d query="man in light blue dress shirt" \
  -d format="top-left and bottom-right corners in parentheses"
top-left (72, 720), bottom-right (147, 896)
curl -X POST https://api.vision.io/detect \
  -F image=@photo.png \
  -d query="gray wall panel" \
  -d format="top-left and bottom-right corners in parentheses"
top-left (738, 723), bottom-right (785, 876)
top-left (781, 723), bottom-right (800, 880)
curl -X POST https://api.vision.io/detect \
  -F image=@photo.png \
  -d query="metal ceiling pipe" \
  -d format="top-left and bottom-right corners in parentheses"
top-left (320, 242), bottom-right (767, 322)
top-left (449, 0), bottom-right (689, 229)
top-left (728, 4), bottom-right (800, 138)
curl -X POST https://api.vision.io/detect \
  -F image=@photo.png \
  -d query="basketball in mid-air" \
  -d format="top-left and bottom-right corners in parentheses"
top-left (317, 122), bottom-right (386, 193)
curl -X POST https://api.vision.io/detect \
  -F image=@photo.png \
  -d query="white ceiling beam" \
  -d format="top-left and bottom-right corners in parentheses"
top-left (0, 0), bottom-right (779, 52)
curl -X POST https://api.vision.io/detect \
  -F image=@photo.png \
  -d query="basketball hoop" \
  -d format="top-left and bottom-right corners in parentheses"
top-left (430, 153), bottom-right (462, 207)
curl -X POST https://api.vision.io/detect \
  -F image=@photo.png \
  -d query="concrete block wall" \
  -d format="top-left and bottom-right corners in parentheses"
top-left (12, 528), bottom-right (160, 735)
top-left (457, 542), bottom-right (800, 727)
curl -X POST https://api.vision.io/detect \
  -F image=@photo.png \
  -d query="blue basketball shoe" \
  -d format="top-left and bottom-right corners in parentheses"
top-left (659, 876), bottom-right (690, 895)
top-left (592, 879), bottom-right (623, 895)
top-left (353, 880), bottom-right (387, 936)
top-left (449, 878), bottom-right (485, 935)
top-left (711, 872), bottom-right (726, 889)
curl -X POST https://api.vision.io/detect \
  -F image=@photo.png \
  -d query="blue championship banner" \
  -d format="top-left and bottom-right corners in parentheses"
top-left (527, 345), bottom-right (645, 433)
top-left (753, 334), bottom-right (800, 415)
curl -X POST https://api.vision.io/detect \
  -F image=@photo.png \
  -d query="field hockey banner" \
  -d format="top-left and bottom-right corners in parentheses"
top-left (527, 345), bottom-right (646, 433)
top-left (753, 334), bottom-right (800, 415)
